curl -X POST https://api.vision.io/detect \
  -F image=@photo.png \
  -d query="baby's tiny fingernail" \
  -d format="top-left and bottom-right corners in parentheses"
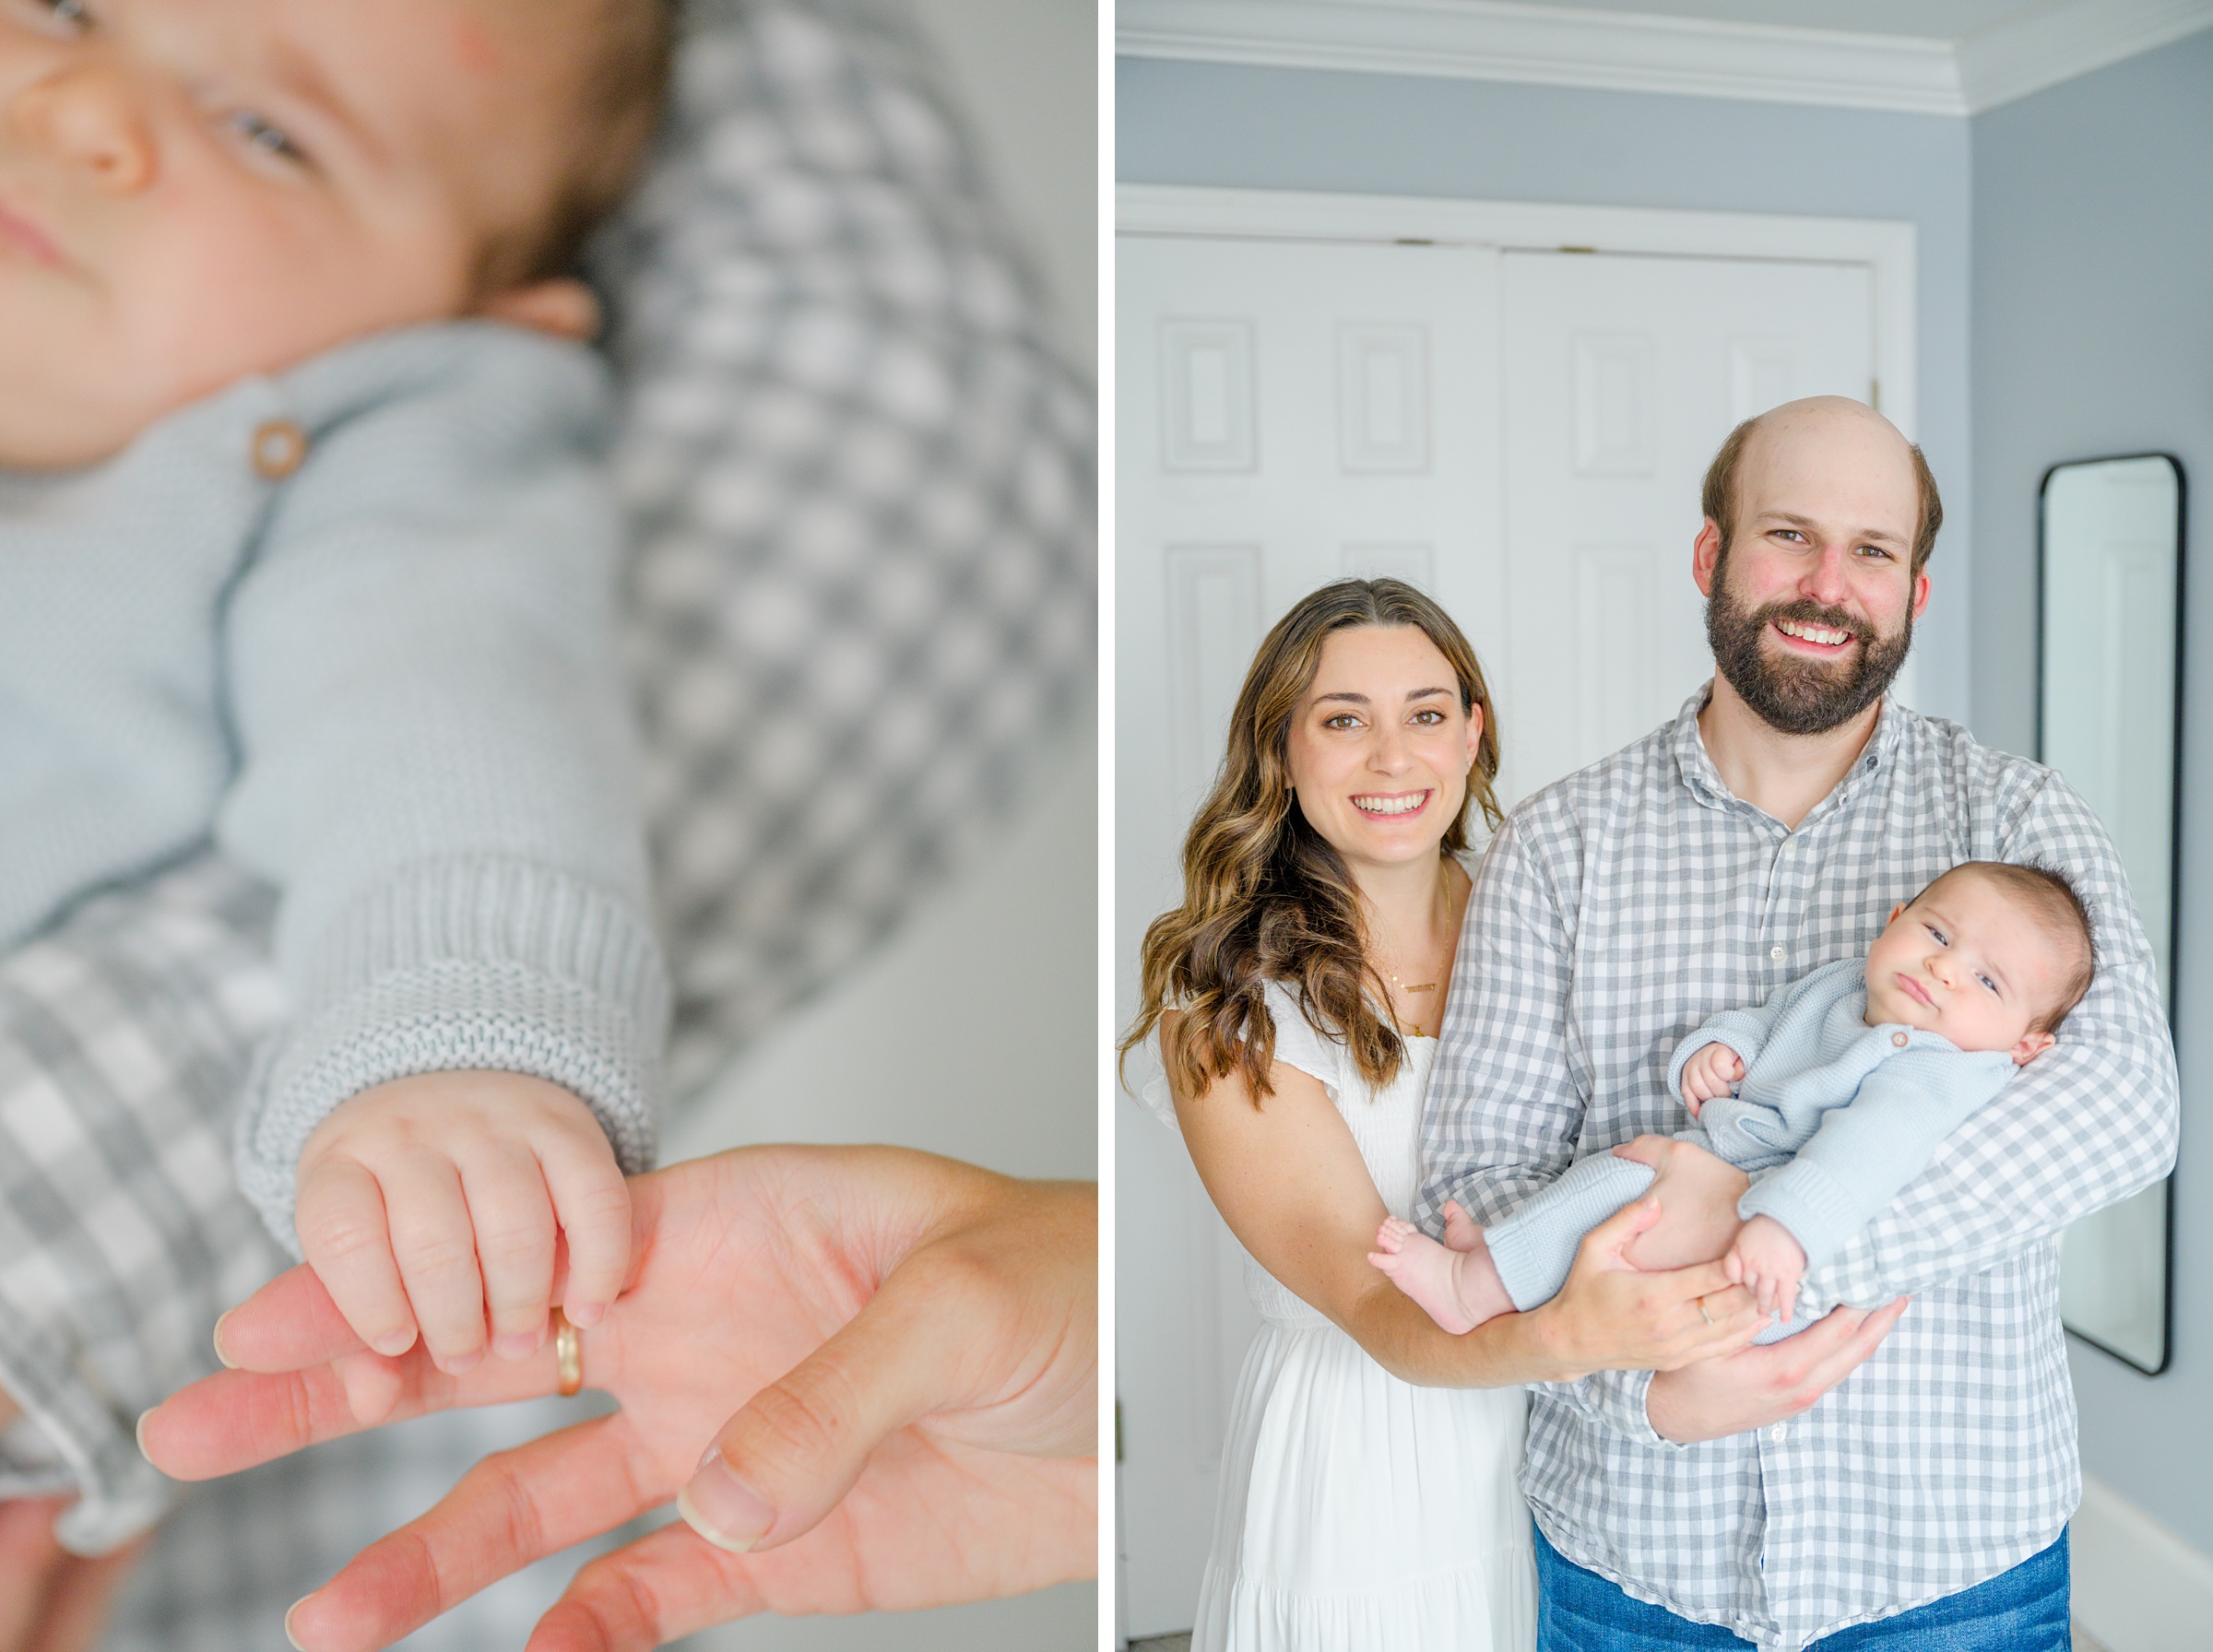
top-left (284, 1596), bottom-right (313, 1651)
top-left (371, 1328), bottom-right (415, 1358)
top-left (494, 1333), bottom-right (538, 1363)
top-left (212, 1311), bottom-right (240, 1369)
top-left (136, 1409), bottom-right (155, 1462)
top-left (680, 1456), bottom-right (775, 1553)
top-left (566, 1301), bottom-right (607, 1328)
top-left (442, 1349), bottom-right (482, 1376)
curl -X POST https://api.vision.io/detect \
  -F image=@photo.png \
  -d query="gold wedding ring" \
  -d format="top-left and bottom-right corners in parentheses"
top-left (1696, 1296), bottom-right (1716, 1327)
top-left (553, 1306), bottom-right (583, 1397)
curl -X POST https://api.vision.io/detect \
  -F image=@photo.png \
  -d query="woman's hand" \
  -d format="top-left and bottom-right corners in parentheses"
top-left (140, 1146), bottom-right (1096, 1652)
top-left (1510, 1195), bottom-right (1765, 1383)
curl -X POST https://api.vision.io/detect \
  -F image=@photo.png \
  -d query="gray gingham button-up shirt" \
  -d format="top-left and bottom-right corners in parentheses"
top-left (1420, 687), bottom-right (2179, 1651)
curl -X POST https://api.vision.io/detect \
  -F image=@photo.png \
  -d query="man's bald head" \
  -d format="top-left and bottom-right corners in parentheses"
top-left (1702, 396), bottom-right (1944, 575)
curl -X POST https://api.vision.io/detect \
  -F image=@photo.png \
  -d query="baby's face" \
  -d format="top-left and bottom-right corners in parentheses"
top-left (1862, 874), bottom-right (2065, 1063)
top-left (0, 0), bottom-right (592, 469)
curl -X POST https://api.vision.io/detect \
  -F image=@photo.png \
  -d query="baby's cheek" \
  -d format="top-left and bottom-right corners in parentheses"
top-left (450, 18), bottom-right (503, 77)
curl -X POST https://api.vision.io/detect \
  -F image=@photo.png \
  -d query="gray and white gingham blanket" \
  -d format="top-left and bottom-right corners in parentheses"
top-left (0, 0), bottom-right (1092, 1643)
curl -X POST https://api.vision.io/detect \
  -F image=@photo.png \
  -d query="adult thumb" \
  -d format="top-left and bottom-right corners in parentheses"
top-left (676, 1251), bottom-right (970, 1556)
top-left (1580, 1193), bottom-right (1664, 1270)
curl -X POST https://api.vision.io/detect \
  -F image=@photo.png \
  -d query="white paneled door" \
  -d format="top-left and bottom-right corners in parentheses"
top-left (1116, 230), bottom-right (1881, 1639)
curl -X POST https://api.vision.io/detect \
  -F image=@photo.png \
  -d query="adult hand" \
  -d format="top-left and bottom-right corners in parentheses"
top-left (1645, 1296), bottom-right (1909, 1444)
top-left (1517, 1195), bottom-right (1766, 1383)
top-left (141, 1145), bottom-right (1097, 1652)
top-left (0, 1393), bottom-right (148, 1652)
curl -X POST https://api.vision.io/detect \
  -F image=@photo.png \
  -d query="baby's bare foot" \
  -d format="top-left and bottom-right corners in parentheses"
top-left (1370, 1219), bottom-right (1509, 1335)
top-left (1441, 1199), bottom-right (1483, 1253)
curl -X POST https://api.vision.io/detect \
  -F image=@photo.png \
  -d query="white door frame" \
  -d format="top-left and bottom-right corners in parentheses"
top-left (1118, 183), bottom-right (1918, 440)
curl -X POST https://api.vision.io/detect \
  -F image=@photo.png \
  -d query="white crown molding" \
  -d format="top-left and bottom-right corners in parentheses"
top-left (1118, 182), bottom-right (1918, 439)
top-left (1958, 0), bottom-right (2213, 112)
top-left (1118, 0), bottom-right (2213, 117)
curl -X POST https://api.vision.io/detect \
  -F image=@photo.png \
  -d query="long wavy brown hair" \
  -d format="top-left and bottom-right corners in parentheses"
top-left (1121, 580), bottom-right (1502, 1106)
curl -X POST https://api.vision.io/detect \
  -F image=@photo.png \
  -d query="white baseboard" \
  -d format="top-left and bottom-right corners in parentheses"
top-left (2073, 1475), bottom-right (2213, 1652)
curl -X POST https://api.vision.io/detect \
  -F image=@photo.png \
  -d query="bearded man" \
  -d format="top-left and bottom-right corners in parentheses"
top-left (1419, 396), bottom-right (2177, 1650)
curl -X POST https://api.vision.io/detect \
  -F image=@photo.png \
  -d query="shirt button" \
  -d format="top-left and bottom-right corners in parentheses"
top-left (1893, 1031), bottom-right (1909, 1047)
top-left (1769, 946), bottom-right (1786, 962)
top-left (251, 419), bottom-right (309, 480)
top-left (1769, 1422), bottom-right (1787, 1444)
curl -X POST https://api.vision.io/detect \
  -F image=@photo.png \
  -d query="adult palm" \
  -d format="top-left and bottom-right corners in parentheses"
top-left (142, 1145), bottom-right (1097, 1652)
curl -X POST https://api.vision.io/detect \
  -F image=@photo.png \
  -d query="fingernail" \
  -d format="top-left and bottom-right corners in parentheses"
top-left (371, 1328), bottom-right (415, 1359)
top-left (441, 1349), bottom-right (482, 1376)
top-left (565, 1301), bottom-right (607, 1329)
top-left (212, 1312), bottom-right (239, 1369)
top-left (494, 1333), bottom-right (538, 1363)
top-left (283, 1595), bottom-right (311, 1651)
top-left (135, 1409), bottom-right (155, 1463)
top-left (679, 1455), bottom-right (775, 1553)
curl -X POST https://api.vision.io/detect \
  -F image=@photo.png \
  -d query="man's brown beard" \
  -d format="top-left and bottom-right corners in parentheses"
top-left (1704, 555), bottom-right (1912, 737)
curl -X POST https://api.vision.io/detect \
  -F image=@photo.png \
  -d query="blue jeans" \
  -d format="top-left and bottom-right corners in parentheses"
top-left (1533, 1525), bottom-right (2070, 1649)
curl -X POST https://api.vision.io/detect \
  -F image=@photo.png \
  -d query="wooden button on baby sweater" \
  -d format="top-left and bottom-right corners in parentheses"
top-left (250, 419), bottom-right (309, 480)
top-left (1892, 1032), bottom-right (1909, 1046)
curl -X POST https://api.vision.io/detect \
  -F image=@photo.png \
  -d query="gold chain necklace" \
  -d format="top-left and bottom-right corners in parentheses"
top-left (1375, 867), bottom-right (1453, 998)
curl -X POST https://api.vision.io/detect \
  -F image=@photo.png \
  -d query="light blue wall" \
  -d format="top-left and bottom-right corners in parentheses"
top-left (1118, 59), bottom-right (1975, 725)
top-left (1970, 29), bottom-right (2213, 1555)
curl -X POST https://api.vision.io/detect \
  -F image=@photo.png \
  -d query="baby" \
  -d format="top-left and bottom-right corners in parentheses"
top-left (1372, 861), bottom-right (2096, 1339)
top-left (0, 0), bottom-right (674, 1434)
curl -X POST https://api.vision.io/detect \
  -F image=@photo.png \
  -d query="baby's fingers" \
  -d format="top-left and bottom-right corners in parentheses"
top-left (538, 1130), bottom-right (631, 1329)
top-left (386, 1162), bottom-right (490, 1376)
top-left (463, 1146), bottom-right (560, 1363)
top-left (295, 1158), bottom-right (417, 1360)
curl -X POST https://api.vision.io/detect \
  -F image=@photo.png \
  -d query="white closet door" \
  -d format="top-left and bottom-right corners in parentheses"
top-left (1116, 234), bottom-right (1505, 1637)
top-left (1497, 250), bottom-right (1886, 799)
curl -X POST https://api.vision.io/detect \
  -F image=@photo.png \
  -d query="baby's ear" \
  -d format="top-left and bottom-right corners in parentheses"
top-left (477, 278), bottom-right (602, 343)
top-left (2011, 1030), bottom-right (2056, 1068)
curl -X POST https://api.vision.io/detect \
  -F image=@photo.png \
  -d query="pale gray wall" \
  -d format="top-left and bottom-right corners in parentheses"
top-left (1970, 29), bottom-right (2213, 1554)
top-left (1118, 58), bottom-right (1976, 726)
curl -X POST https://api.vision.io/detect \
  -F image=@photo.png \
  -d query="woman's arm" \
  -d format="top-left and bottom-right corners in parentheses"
top-left (1174, 1054), bottom-right (1763, 1388)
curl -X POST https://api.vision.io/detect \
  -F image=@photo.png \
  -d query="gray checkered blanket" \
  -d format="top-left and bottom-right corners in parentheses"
top-left (0, 0), bottom-right (1091, 1644)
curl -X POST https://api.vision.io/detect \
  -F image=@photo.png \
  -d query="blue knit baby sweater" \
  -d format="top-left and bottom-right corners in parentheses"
top-left (0, 321), bottom-right (668, 1247)
top-left (1484, 956), bottom-right (2019, 1316)
top-left (1667, 956), bottom-right (2018, 1269)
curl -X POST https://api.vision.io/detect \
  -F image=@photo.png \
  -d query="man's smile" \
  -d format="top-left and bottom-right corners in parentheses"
top-left (1771, 615), bottom-right (1857, 653)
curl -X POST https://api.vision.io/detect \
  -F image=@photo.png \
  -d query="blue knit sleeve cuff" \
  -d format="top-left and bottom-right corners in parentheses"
top-left (1738, 1156), bottom-right (1863, 1274)
top-left (235, 856), bottom-right (670, 1255)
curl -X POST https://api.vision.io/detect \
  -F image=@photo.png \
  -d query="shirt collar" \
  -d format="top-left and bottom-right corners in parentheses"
top-left (1671, 678), bottom-right (1907, 819)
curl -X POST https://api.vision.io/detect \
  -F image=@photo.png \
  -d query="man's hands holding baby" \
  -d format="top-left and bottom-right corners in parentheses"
top-left (1677, 1042), bottom-right (1745, 1117)
top-left (293, 1072), bottom-right (627, 1400)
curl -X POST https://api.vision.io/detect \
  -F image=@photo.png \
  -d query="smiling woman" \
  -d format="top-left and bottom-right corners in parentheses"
top-left (1117, 577), bottom-right (1760, 1652)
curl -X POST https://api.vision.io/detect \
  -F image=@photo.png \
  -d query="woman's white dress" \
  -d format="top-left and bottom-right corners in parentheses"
top-left (1152, 978), bottom-right (1536, 1652)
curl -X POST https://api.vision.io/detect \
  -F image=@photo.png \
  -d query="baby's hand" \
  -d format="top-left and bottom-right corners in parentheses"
top-left (1678, 1043), bottom-right (1746, 1117)
top-left (1723, 1214), bottom-right (1807, 1322)
top-left (294, 1071), bottom-right (630, 1382)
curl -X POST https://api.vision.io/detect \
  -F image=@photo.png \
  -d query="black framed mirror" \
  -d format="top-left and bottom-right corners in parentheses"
top-left (2037, 452), bottom-right (2185, 1375)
